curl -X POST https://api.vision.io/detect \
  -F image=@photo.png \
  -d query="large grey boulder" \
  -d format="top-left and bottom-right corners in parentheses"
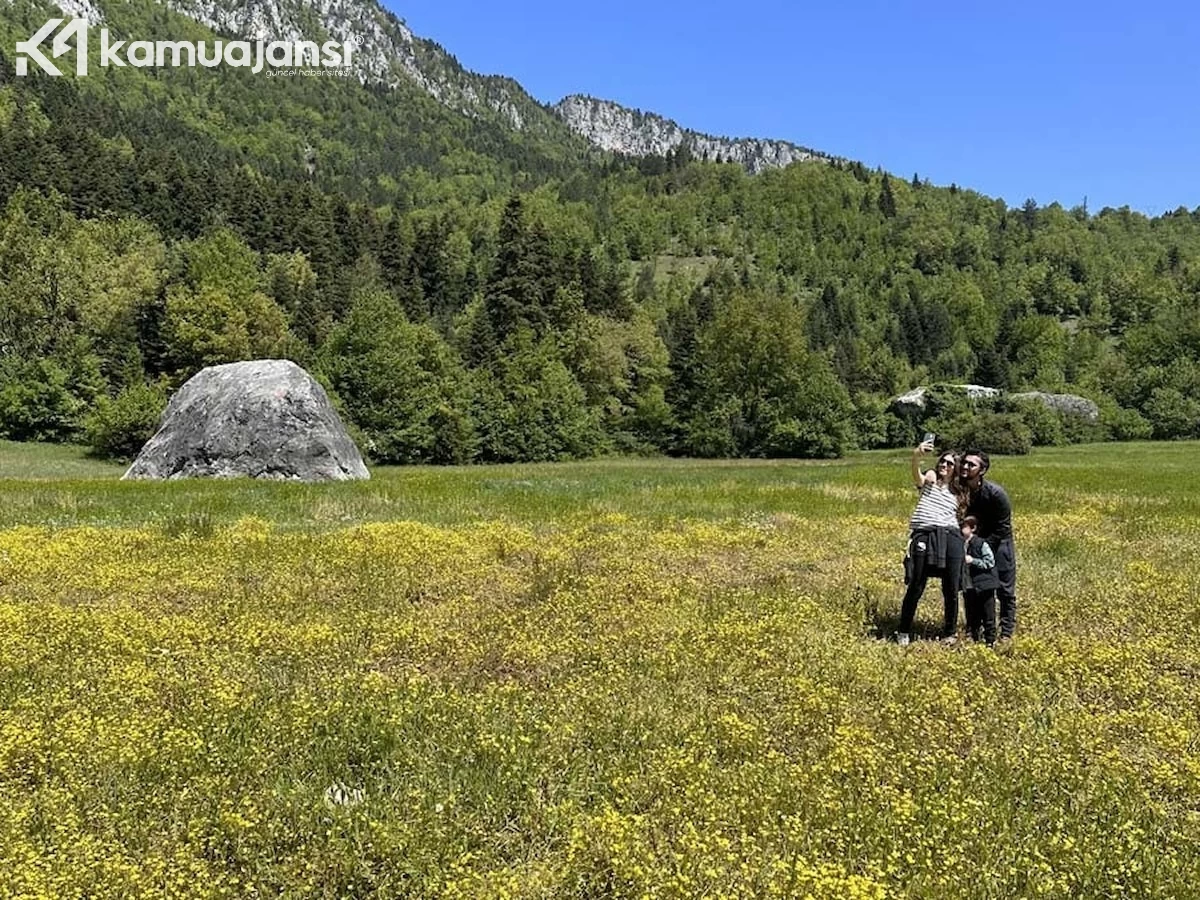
top-left (1010, 391), bottom-right (1100, 423)
top-left (124, 360), bottom-right (369, 481)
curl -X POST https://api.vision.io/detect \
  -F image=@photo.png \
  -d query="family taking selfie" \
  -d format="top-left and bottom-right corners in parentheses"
top-left (896, 437), bottom-right (1017, 647)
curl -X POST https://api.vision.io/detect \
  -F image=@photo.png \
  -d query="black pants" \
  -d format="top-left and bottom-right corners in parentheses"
top-left (994, 538), bottom-right (1018, 639)
top-left (964, 588), bottom-right (997, 644)
top-left (899, 531), bottom-right (963, 636)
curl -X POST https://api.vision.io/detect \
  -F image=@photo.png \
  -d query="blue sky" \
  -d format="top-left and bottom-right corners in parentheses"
top-left (390, 0), bottom-right (1199, 216)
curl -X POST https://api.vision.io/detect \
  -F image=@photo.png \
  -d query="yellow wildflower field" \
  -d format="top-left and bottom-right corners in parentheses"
top-left (0, 441), bottom-right (1198, 897)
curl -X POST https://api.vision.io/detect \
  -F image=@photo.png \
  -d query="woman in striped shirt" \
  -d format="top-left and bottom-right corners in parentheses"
top-left (895, 440), bottom-right (968, 646)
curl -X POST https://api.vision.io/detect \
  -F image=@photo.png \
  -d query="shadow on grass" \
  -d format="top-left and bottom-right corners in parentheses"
top-left (856, 585), bottom-right (951, 642)
top-left (865, 609), bottom-right (946, 642)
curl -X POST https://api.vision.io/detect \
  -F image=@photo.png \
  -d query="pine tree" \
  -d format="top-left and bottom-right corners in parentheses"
top-left (483, 195), bottom-right (543, 343)
top-left (878, 174), bottom-right (897, 218)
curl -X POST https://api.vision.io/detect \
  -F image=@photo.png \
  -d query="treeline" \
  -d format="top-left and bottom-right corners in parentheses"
top-left (5, 2), bottom-right (1200, 462)
top-left (0, 186), bottom-right (854, 462)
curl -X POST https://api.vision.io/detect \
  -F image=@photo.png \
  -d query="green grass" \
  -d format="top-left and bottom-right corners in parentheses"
top-left (1, 438), bottom-right (1195, 532)
top-left (0, 439), bottom-right (125, 480)
top-left (3, 439), bottom-right (1200, 897)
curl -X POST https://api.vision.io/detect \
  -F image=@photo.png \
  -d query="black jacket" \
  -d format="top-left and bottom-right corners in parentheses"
top-left (963, 534), bottom-right (1001, 592)
top-left (904, 523), bottom-right (963, 584)
top-left (965, 480), bottom-right (1013, 548)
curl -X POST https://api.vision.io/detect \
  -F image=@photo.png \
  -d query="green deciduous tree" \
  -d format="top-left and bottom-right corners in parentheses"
top-left (319, 290), bottom-right (476, 465)
top-left (472, 331), bottom-right (601, 462)
top-left (84, 380), bottom-right (168, 461)
top-left (684, 290), bottom-right (853, 458)
top-left (162, 230), bottom-right (294, 377)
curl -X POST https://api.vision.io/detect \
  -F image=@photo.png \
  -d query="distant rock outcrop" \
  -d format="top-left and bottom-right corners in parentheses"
top-left (552, 94), bottom-right (827, 174)
top-left (123, 360), bottom-right (369, 481)
top-left (890, 385), bottom-right (1101, 425)
top-left (892, 384), bottom-right (1002, 412)
top-left (1010, 392), bottom-right (1100, 423)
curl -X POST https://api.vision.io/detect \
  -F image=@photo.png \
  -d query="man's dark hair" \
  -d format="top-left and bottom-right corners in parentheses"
top-left (963, 448), bottom-right (990, 475)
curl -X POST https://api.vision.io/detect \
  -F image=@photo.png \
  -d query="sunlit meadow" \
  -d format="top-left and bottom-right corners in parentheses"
top-left (1, 439), bottom-right (1198, 898)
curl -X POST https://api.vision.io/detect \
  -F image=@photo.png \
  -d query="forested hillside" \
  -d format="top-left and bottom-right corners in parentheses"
top-left (3, 0), bottom-right (1200, 462)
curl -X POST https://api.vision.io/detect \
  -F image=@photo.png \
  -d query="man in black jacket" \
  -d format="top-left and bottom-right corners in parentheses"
top-left (960, 449), bottom-right (1018, 639)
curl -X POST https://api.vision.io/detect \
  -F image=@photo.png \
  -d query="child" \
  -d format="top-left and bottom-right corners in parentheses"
top-left (962, 516), bottom-right (999, 646)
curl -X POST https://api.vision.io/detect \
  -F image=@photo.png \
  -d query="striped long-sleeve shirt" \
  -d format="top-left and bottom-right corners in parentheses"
top-left (908, 481), bottom-right (960, 531)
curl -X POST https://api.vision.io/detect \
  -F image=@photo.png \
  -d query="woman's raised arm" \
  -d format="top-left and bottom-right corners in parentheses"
top-left (911, 441), bottom-right (933, 488)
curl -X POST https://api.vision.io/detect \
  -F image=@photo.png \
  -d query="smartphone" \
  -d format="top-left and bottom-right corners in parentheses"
top-left (922, 432), bottom-right (936, 446)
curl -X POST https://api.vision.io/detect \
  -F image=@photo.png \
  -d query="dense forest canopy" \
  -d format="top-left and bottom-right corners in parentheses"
top-left (2, 0), bottom-right (1199, 462)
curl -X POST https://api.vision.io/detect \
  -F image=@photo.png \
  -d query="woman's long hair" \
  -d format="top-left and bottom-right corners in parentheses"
top-left (936, 450), bottom-right (970, 521)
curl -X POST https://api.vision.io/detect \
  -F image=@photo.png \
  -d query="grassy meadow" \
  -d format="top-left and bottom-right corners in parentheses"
top-left (1, 440), bottom-right (1198, 897)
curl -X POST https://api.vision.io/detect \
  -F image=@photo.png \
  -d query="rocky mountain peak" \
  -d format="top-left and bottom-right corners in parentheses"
top-left (551, 94), bottom-right (826, 174)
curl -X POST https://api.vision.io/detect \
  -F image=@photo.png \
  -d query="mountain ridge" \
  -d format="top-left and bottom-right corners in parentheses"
top-left (39, 0), bottom-right (826, 172)
top-left (551, 93), bottom-right (827, 173)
